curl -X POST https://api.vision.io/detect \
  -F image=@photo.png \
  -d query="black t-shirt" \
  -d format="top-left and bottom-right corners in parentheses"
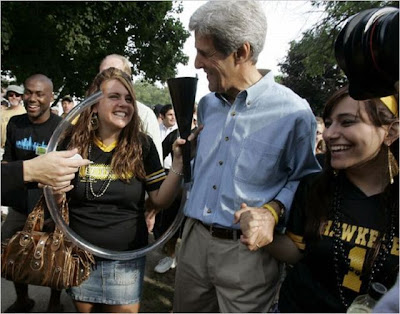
top-left (162, 129), bottom-right (179, 160)
top-left (1, 161), bottom-right (24, 203)
top-left (67, 136), bottom-right (166, 252)
top-left (2, 113), bottom-right (62, 212)
top-left (3, 113), bottom-right (61, 162)
top-left (279, 172), bottom-right (399, 313)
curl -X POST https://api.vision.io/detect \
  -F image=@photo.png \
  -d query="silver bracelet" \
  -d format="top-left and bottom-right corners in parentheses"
top-left (170, 166), bottom-right (184, 176)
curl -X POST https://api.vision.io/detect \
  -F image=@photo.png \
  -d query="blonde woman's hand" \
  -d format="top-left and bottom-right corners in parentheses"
top-left (171, 125), bottom-right (204, 161)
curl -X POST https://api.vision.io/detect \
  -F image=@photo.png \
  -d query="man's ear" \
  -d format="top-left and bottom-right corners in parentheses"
top-left (385, 121), bottom-right (399, 146)
top-left (234, 42), bottom-right (252, 64)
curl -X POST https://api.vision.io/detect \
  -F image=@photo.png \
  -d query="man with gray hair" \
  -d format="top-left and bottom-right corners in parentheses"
top-left (173, 1), bottom-right (320, 312)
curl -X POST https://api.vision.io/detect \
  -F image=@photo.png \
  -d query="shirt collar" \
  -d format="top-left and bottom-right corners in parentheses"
top-left (215, 71), bottom-right (274, 107)
top-left (160, 123), bottom-right (176, 131)
top-left (93, 135), bottom-right (118, 152)
top-left (245, 71), bottom-right (274, 106)
top-left (215, 93), bottom-right (231, 106)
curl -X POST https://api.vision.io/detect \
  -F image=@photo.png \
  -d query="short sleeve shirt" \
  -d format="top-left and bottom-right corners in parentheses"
top-left (279, 173), bottom-right (399, 312)
top-left (68, 136), bottom-right (166, 251)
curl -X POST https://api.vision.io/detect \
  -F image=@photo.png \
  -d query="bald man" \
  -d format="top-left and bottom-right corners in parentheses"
top-left (99, 54), bottom-right (163, 163)
top-left (2, 74), bottom-right (63, 313)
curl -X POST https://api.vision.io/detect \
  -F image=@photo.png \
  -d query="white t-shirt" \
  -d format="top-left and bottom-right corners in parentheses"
top-left (137, 101), bottom-right (162, 164)
top-left (159, 122), bottom-right (178, 169)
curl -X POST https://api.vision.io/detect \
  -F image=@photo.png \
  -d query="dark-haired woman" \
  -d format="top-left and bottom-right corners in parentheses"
top-left (269, 86), bottom-right (399, 312)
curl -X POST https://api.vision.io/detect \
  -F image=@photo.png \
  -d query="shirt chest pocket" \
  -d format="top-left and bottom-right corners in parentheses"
top-left (234, 138), bottom-right (282, 185)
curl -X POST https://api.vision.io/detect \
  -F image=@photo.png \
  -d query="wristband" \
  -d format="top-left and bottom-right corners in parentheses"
top-left (272, 199), bottom-right (285, 220)
top-left (262, 203), bottom-right (279, 225)
top-left (170, 166), bottom-right (184, 176)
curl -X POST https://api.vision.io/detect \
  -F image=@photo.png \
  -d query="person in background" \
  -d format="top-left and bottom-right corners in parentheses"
top-left (315, 116), bottom-right (326, 154)
top-left (158, 105), bottom-right (177, 170)
top-left (269, 87), bottom-right (399, 312)
top-left (5, 85), bottom-right (24, 108)
top-left (99, 54), bottom-right (162, 163)
top-left (1, 74), bottom-right (63, 313)
top-left (50, 105), bottom-right (59, 116)
top-left (152, 104), bottom-right (164, 124)
top-left (173, 1), bottom-right (320, 312)
top-left (61, 95), bottom-right (74, 118)
top-left (315, 116), bottom-right (326, 167)
top-left (192, 103), bottom-right (198, 129)
top-left (152, 104), bottom-right (180, 273)
top-left (58, 67), bottom-right (187, 313)
top-left (1, 85), bottom-right (26, 150)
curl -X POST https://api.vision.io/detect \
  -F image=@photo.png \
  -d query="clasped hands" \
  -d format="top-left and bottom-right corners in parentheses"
top-left (234, 202), bottom-right (277, 251)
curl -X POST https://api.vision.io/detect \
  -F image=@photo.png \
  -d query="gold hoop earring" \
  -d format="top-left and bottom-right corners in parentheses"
top-left (90, 113), bottom-right (99, 131)
top-left (387, 146), bottom-right (398, 184)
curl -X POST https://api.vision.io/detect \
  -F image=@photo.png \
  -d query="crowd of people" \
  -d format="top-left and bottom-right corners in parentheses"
top-left (1, 1), bottom-right (398, 313)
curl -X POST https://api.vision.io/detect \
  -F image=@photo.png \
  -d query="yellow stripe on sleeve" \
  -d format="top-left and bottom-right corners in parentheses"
top-left (287, 231), bottom-right (306, 250)
top-left (146, 169), bottom-right (166, 185)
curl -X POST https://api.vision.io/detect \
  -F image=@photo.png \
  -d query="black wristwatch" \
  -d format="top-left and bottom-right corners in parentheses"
top-left (273, 199), bottom-right (286, 222)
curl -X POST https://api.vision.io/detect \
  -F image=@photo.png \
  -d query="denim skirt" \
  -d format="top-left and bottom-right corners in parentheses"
top-left (67, 257), bottom-right (146, 305)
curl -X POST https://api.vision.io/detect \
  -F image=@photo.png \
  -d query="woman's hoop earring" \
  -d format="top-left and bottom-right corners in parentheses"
top-left (90, 113), bottom-right (99, 131)
top-left (387, 145), bottom-right (398, 184)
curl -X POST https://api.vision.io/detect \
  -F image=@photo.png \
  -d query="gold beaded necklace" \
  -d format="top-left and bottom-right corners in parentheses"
top-left (85, 143), bottom-right (114, 200)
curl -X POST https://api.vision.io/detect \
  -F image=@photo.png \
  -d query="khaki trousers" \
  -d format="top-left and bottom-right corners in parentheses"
top-left (173, 218), bottom-right (281, 313)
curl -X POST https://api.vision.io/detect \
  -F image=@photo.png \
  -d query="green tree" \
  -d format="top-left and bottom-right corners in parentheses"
top-left (279, 1), bottom-right (398, 115)
top-left (280, 32), bottom-right (346, 115)
top-left (134, 80), bottom-right (171, 106)
top-left (1, 1), bottom-right (189, 99)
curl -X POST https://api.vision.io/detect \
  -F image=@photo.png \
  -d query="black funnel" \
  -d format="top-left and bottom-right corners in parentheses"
top-left (167, 77), bottom-right (198, 183)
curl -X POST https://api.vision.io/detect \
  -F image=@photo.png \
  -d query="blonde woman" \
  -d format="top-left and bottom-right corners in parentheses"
top-left (59, 68), bottom-right (186, 313)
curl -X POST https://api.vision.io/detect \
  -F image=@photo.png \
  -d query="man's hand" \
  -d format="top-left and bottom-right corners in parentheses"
top-left (233, 203), bottom-right (276, 251)
top-left (24, 148), bottom-right (90, 188)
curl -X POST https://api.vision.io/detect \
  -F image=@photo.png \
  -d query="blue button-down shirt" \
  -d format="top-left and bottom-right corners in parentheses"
top-left (184, 72), bottom-right (321, 229)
